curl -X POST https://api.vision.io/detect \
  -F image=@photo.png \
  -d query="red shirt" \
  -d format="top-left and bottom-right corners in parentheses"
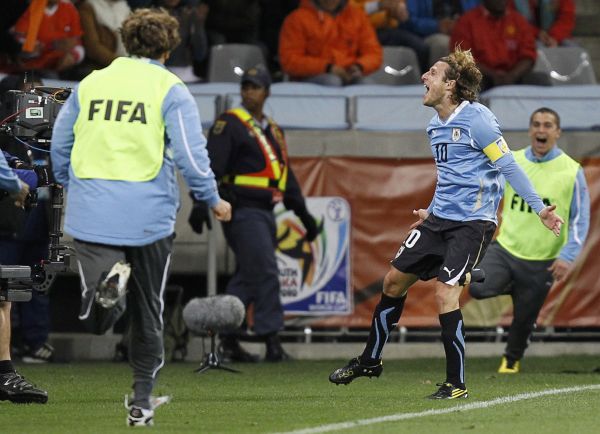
top-left (13, 0), bottom-right (83, 70)
top-left (450, 5), bottom-right (536, 72)
top-left (509, 0), bottom-right (575, 44)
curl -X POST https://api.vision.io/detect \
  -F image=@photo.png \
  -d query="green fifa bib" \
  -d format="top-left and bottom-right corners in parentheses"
top-left (71, 57), bottom-right (182, 181)
top-left (497, 149), bottom-right (580, 260)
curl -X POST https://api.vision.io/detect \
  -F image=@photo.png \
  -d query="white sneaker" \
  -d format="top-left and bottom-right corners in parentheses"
top-left (21, 343), bottom-right (55, 364)
top-left (127, 406), bottom-right (154, 427)
top-left (124, 394), bottom-right (171, 427)
top-left (96, 261), bottom-right (131, 309)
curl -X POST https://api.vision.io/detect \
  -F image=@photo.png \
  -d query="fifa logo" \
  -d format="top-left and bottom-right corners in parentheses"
top-left (88, 99), bottom-right (147, 124)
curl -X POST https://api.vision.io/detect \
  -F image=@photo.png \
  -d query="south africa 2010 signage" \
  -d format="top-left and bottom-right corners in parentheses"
top-left (275, 197), bottom-right (351, 315)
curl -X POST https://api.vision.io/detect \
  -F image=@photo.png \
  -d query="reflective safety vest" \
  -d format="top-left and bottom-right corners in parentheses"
top-left (222, 107), bottom-right (288, 193)
top-left (71, 57), bottom-right (182, 181)
top-left (497, 149), bottom-right (579, 260)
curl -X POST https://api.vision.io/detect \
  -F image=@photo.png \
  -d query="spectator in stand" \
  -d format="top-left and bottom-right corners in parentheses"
top-left (160, 0), bottom-right (209, 82)
top-left (402, 0), bottom-right (480, 69)
top-left (258, 0), bottom-right (299, 79)
top-left (199, 0), bottom-right (264, 79)
top-left (279, 0), bottom-right (382, 86)
top-left (450, 0), bottom-right (551, 90)
top-left (353, 0), bottom-right (430, 74)
top-left (12, 0), bottom-right (85, 78)
top-left (76, 0), bottom-right (131, 78)
top-left (511, 0), bottom-right (576, 47)
top-left (204, 0), bottom-right (261, 46)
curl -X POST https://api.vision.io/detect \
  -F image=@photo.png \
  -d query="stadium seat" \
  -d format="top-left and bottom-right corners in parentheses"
top-left (188, 83), bottom-right (238, 128)
top-left (352, 84), bottom-right (431, 131)
top-left (206, 44), bottom-right (267, 83)
top-left (482, 84), bottom-right (600, 130)
top-left (369, 46), bottom-right (422, 85)
top-left (225, 92), bottom-right (349, 130)
top-left (534, 47), bottom-right (597, 85)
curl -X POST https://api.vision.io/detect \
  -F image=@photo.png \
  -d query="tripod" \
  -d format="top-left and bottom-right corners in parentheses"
top-left (195, 330), bottom-right (240, 374)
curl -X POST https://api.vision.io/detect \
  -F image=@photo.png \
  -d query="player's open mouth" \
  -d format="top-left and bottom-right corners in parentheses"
top-left (535, 137), bottom-right (547, 143)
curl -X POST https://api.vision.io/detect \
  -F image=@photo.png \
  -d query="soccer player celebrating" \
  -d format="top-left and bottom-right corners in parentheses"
top-left (328, 47), bottom-right (564, 399)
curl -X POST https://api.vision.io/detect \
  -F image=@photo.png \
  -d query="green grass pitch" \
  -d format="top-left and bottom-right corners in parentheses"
top-left (2, 355), bottom-right (599, 433)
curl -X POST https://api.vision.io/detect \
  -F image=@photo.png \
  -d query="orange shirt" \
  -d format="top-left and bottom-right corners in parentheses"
top-left (279, 0), bottom-right (382, 78)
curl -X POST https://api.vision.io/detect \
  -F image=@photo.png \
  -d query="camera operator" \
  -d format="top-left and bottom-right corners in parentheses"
top-left (0, 151), bottom-right (49, 404)
top-left (51, 8), bottom-right (231, 427)
top-left (0, 73), bottom-right (56, 366)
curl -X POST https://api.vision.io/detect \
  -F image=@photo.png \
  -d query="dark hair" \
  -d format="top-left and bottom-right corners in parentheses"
top-left (120, 8), bottom-right (181, 59)
top-left (530, 107), bottom-right (561, 129)
top-left (441, 47), bottom-right (482, 104)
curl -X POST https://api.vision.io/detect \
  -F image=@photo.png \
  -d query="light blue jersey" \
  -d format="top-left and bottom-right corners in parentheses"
top-left (427, 101), bottom-right (544, 224)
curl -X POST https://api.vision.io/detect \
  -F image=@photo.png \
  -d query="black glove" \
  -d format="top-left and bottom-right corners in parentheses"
top-left (297, 209), bottom-right (318, 242)
top-left (7, 158), bottom-right (28, 169)
top-left (188, 199), bottom-right (212, 234)
top-left (33, 165), bottom-right (53, 187)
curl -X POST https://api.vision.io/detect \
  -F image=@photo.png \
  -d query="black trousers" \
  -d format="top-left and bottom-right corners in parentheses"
top-left (74, 235), bottom-right (173, 408)
top-left (221, 207), bottom-right (283, 336)
top-left (469, 242), bottom-right (554, 361)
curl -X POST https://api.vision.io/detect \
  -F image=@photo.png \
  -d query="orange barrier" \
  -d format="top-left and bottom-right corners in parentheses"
top-left (290, 156), bottom-right (600, 328)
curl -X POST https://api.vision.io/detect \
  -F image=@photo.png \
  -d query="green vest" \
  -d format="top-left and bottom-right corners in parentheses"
top-left (71, 57), bottom-right (182, 181)
top-left (497, 149), bottom-right (579, 260)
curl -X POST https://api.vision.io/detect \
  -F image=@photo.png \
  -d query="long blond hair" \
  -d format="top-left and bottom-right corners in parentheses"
top-left (440, 47), bottom-right (482, 104)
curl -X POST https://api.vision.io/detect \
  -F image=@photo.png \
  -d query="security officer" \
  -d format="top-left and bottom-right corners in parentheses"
top-left (51, 8), bottom-right (231, 426)
top-left (189, 65), bottom-right (318, 362)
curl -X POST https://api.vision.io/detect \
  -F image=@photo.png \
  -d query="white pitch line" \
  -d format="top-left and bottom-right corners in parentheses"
top-left (275, 384), bottom-right (600, 434)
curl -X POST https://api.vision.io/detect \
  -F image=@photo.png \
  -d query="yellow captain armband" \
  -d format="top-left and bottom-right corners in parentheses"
top-left (483, 136), bottom-right (511, 162)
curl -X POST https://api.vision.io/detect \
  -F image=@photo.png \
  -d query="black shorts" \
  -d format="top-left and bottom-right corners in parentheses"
top-left (391, 214), bottom-right (496, 285)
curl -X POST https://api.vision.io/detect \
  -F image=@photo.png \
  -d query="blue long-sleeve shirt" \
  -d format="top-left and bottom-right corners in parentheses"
top-left (524, 146), bottom-right (590, 262)
top-left (2, 151), bottom-right (39, 190)
top-left (1, 151), bottom-right (22, 193)
top-left (51, 58), bottom-right (219, 246)
top-left (403, 0), bottom-right (481, 37)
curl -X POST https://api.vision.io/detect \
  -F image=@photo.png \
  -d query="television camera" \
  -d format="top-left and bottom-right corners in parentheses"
top-left (0, 84), bottom-right (73, 303)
